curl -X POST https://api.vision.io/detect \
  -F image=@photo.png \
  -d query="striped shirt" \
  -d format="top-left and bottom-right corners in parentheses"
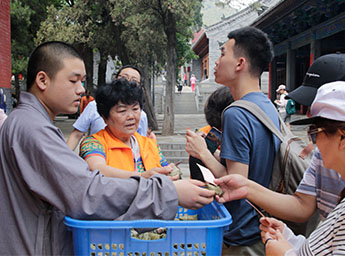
top-left (296, 148), bottom-right (345, 219)
top-left (285, 197), bottom-right (345, 255)
top-left (299, 197), bottom-right (345, 255)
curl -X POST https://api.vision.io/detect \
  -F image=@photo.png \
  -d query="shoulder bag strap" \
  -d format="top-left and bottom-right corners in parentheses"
top-left (224, 100), bottom-right (284, 142)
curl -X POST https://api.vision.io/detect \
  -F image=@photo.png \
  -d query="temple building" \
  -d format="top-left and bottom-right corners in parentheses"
top-left (191, 0), bottom-right (345, 112)
top-left (253, 0), bottom-right (345, 111)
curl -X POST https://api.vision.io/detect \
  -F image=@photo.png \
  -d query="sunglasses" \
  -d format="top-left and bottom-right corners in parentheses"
top-left (307, 126), bottom-right (325, 144)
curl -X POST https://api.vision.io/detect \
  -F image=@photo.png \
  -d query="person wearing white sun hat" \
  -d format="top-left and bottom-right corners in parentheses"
top-left (261, 81), bottom-right (345, 255)
top-left (274, 84), bottom-right (290, 124)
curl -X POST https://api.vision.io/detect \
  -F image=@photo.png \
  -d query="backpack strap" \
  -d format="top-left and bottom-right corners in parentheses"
top-left (224, 100), bottom-right (284, 142)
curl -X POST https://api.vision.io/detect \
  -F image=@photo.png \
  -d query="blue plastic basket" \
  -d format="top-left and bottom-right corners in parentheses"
top-left (65, 201), bottom-right (232, 256)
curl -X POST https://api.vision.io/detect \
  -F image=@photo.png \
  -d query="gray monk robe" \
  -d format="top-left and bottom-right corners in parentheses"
top-left (0, 92), bottom-right (178, 255)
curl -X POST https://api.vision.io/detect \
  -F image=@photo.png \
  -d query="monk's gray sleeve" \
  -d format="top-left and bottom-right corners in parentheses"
top-left (14, 124), bottom-right (178, 221)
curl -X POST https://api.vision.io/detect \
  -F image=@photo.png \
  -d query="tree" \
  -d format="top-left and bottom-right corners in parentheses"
top-left (36, 0), bottom-right (202, 132)
top-left (36, 1), bottom-right (96, 93)
top-left (36, 1), bottom-right (134, 94)
top-left (11, 0), bottom-right (64, 102)
top-left (109, 0), bottom-right (168, 131)
top-left (157, 0), bottom-right (203, 135)
top-left (115, 0), bottom-right (203, 135)
top-left (11, 0), bottom-right (33, 101)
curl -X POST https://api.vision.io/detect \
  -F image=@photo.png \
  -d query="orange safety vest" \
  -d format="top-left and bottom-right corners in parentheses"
top-left (199, 125), bottom-right (211, 134)
top-left (92, 128), bottom-right (162, 172)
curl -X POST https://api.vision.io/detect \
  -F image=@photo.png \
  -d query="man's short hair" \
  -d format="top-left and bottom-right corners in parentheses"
top-left (227, 26), bottom-right (274, 77)
top-left (27, 41), bottom-right (82, 91)
top-left (116, 65), bottom-right (142, 79)
top-left (96, 78), bottom-right (143, 119)
top-left (204, 86), bottom-right (234, 130)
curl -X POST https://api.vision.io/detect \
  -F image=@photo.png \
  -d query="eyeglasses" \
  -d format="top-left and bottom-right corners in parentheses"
top-left (117, 74), bottom-right (141, 87)
top-left (307, 127), bottom-right (325, 144)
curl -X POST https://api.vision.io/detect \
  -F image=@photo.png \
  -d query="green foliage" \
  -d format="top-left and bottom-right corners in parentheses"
top-left (111, 0), bottom-right (167, 70)
top-left (109, 0), bottom-right (202, 72)
top-left (36, 2), bottom-right (92, 44)
top-left (176, 32), bottom-right (198, 68)
top-left (11, 0), bottom-right (65, 76)
top-left (35, 0), bottom-right (201, 79)
top-left (10, 0), bottom-right (33, 75)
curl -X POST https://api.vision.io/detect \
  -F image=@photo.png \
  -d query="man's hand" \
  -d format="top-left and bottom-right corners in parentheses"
top-left (174, 179), bottom-right (215, 209)
top-left (213, 174), bottom-right (249, 203)
top-left (185, 129), bottom-right (208, 159)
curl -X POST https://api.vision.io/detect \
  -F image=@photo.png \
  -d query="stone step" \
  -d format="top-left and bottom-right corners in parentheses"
top-left (161, 149), bottom-right (188, 158)
top-left (164, 156), bottom-right (189, 164)
top-left (158, 143), bottom-right (186, 150)
top-left (159, 142), bottom-right (189, 164)
top-left (174, 92), bottom-right (198, 114)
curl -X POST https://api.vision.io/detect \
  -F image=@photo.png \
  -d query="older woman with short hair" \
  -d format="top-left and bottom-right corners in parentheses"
top-left (79, 78), bottom-right (178, 180)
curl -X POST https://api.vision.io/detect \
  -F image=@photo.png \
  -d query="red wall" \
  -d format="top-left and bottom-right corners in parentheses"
top-left (0, 0), bottom-right (11, 88)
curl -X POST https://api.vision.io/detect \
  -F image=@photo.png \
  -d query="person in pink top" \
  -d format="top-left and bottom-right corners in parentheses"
top-left (184, 73), bottom-right (187, 86)
top-left (190, 74), bottom-right (196, 92)
top-left (0, 109), bottom-right (7, 128)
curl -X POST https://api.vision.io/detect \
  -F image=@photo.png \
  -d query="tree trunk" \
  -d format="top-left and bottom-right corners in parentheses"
top-left (77, 44), bottom-right (94, 93)
top-left (114, 26), bottom-right (130, 65)
top-left (97, 49), bottom-right (107, 89)
top-left (142, 61), bottom-right (158, 130)
top-left (85, 47), bottom-right (94, 93)
top-left (162, 13), bottom-right (176, 136)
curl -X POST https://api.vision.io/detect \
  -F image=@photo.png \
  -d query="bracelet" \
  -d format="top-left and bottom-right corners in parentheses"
top-left (264, 238), bottom-right (273, 247)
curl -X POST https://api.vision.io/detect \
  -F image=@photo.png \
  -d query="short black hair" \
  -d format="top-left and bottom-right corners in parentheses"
top-left (96, 78), bottom-right (143, 119)
top-left (27, 41), bottom-right (82, 91)
top-left (116, 65), bottom-right (142, 79)
top-left (204, 86), bottom-right (234, 130)
top-left (227, 26), bottom-right (273, 77)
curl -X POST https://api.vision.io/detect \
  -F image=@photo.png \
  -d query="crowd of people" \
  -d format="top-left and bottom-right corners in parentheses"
top-left (0, 41), bottom-right (214, 255)
top-left (1, 26), bottom-right (345, 255)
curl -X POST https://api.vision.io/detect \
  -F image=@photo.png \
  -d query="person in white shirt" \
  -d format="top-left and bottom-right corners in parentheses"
top-left (274, 84), bottom-right (290, 124)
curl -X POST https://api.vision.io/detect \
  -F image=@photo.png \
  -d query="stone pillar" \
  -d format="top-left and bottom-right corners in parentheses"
top-left (286, 49), bottom-right (296, 92)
